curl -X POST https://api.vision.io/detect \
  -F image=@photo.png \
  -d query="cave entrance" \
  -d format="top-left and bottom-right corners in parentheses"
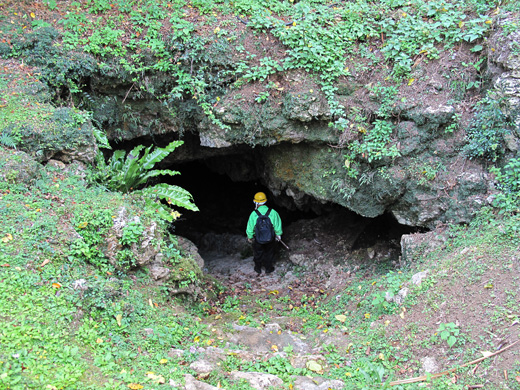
top-left (168, 157), bottom-right (318, 246)
top-left (166, 152), bottom-right (420, 269)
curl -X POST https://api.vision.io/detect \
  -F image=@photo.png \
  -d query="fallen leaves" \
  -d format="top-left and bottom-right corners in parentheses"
top-left (77, 221), bottom-right (88, 229)
top-left (146, 372), bottom-right (165, 384)
top-left (306, 360), bottom-right (323, 374)
top-left (335, 314), bottom-right (347, 323)
top-left (40, 259), bottom-right (50, 267)
top-left (1, 233), bottom-right (13, 243)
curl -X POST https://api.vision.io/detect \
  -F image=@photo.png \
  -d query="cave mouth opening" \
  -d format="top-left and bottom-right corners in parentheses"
top-left (109, 134), bottom-right (423, 266)
top-left (165, 155), bottom-right (422, 266)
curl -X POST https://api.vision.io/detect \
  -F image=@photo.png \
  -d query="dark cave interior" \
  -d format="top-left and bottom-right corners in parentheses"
top-left (108, 134), bottom-right (422, 258)
top-left (166, 158), bottom-right (421, 254)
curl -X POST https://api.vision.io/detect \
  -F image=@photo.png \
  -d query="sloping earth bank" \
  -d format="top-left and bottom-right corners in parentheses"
top-left (174, 216), bottom-right (520, 390)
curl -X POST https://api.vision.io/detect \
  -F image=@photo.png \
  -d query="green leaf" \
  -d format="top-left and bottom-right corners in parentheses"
top-left (306, 360), bottom-right (323, 373)
top-left (139, 183), bottom-right (198, 211)
top-left (447, 335), bottom-right (457, 347)
top-left (93, 128), bottom-right (111, 149)
top-left (140, 141), bottom-right (183, 171)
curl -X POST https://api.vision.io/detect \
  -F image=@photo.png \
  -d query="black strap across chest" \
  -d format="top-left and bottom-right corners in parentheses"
top-left (255, 208), bottom-right (271, 217)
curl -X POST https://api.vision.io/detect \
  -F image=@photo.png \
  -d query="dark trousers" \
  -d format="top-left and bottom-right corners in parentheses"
top-left (253, 240), bottom-right (276, 272)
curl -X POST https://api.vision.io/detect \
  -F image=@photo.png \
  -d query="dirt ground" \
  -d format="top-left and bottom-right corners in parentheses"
top-left (196, 215), bottom-right (520, 388)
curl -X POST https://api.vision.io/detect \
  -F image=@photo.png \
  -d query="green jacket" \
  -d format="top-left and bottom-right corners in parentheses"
top-left (246, 205), bottom-right (283, 239)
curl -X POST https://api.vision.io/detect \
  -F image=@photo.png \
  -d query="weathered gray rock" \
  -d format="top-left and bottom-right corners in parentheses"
top-left (199, 124), bottom-right (233, 148)
top-left (230, 324), bottom-right (312, 354)
top-left (183, 374), bottom-right (220, 390)
top-left (292, 376), bottom-right (345, 390)
top-left (190, 360), bottom-right (217, 375)
top-left (289, 254), bottom-right (306, 266)
top-left (386, 287), bottom-right (408, 306)
top-left (283, 92), bottom-right (331, 122)
top-left (149, 265), bottom-right (171, 281)
top-left (168, 348), bottom-right (185, 358)
top-left (411, 271), bottom-right (429, 285)
top-left (178, 236), bottom-right (205, 270)
top-left (230, 371), bottom-right (284, 390)
top-left (400, 231), bottom-right (447, 264)
top-left (290, 354), bottom-right (326, 370)
top-left (54, 143), bottom-right (98, 165)
top-left (488, 16), bottom-right (520, 133)
top-left (0, 148), bottom-right (40, 185)
top-left (421, 357), bottom-right (439, 374)
top-left (102, 208), bottom-right (162, 269)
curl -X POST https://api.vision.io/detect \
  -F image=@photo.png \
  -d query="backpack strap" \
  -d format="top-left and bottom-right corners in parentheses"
top-left (254, 208), bottom-right (271, 217)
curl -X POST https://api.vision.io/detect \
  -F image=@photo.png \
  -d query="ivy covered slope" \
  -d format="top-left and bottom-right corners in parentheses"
top-left (1, 0), bottom-right (519, 228)
top-left (0, 0), bottom-right (509, 139)
top-left (0, 62), bottom-right (208, 388)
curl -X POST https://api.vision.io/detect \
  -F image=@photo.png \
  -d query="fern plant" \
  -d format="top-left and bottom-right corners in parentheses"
top-left (0, 132), bottom-right (18, 149)
top-left (93, 140), bottom-right (198, 221)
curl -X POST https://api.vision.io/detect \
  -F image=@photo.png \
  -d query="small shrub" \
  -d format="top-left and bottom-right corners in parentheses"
top-left (490, 158), bottom-right (520, 213)
top-left (436, 322), bottom-right (460, 347)
top-left (121, 220), bottom-right (145, 246)
top-left (464, 94), bottom-right (511, 161)
top-left (348, 120), bottom-right (401, 164)
top-left (91, 140), bottom-right (198, 221)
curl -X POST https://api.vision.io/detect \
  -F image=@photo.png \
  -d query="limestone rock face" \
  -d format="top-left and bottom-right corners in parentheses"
top-left (101, 207), bottom-right (203, 297)
top-left (488, 15), bottom-right (520, 132)
top-left (87, 18), bottom-right (520, 229)
top-left (230, 371), bottom-right (284, 390)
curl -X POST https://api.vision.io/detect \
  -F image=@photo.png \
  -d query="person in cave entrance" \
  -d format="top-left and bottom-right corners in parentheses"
top-left (246, 192), bottom-right (283, 275)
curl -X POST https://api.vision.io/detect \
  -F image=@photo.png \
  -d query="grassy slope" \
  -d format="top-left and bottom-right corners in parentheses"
top-left (1, 70), bottom-right (519, 390)
top-left (1, 146), bottom-right (519, 390)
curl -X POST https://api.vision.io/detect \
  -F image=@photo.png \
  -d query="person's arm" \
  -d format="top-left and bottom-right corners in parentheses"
top-left (246, 212), bottom-right (256, 239)
top-left (271, 209), bottom-right (283, 236)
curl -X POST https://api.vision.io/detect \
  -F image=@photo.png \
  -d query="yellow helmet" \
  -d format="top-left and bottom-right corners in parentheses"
top-left (253, 192), bottom-right (267, 204)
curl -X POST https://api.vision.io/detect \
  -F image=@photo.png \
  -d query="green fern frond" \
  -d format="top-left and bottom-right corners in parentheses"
top-left (93, 128), bottom-right (111, 149)
top-left (0, 133), bottom-right (17, 149)
top-left (139, 183), bottom-right (198, 212)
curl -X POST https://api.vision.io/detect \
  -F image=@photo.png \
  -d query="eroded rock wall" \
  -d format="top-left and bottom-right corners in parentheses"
top-left (87, 19), bottom-right (520, 229)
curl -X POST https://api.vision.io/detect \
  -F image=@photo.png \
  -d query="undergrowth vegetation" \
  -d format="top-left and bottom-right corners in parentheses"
top-left (0, 0), bottom-right (507, 132)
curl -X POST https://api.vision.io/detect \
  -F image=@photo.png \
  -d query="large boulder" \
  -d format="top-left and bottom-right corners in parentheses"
top-left (0, 148), bottom-right (40, 185)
